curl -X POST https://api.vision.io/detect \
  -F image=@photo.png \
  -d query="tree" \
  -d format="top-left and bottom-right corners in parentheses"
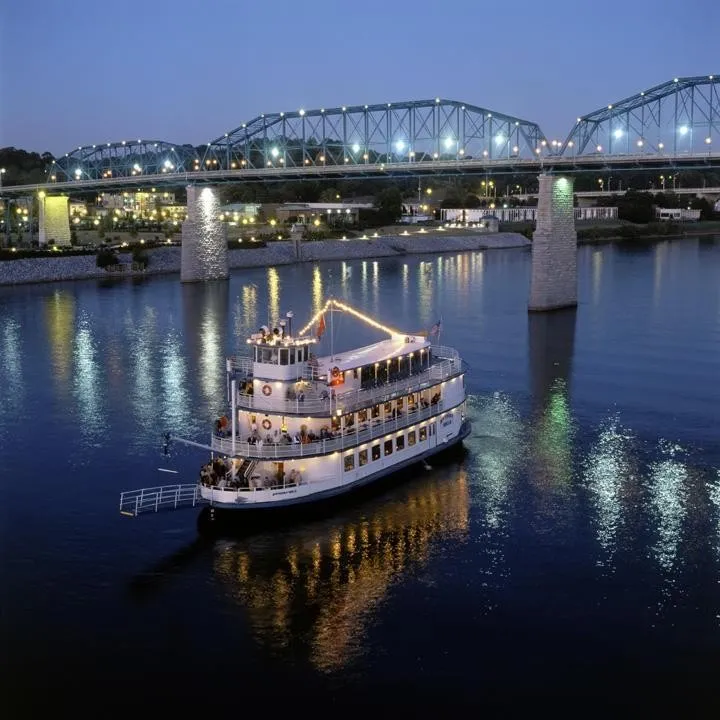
top-left (374, 187), bottom-right (402, 223)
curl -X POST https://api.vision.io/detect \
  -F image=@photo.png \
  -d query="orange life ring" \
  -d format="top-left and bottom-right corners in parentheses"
top-left (262, 418), bottom-right (272, 430)
top-left (262, 384), bottom-right (272, 396)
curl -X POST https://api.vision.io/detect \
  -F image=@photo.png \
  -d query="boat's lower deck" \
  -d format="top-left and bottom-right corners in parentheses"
top-left (200, 414), bottom-right (470, 510)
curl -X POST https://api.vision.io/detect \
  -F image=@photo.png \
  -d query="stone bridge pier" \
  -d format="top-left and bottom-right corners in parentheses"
top-left (528, 174), bottom-right (578, 312)
top-left (38, 194), bottom-right (72, 247)
top-left (181, 185), bottom-right (228, 282)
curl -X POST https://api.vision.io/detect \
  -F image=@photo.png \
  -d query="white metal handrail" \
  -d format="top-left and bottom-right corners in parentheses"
top-left (118, 484), bottom-right (203, 516)
top-left (211, 400), bottom-right (448, 458)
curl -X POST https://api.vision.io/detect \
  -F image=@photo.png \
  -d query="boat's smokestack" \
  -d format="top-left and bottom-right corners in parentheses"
top-left (286, 311), bottom-right (294, 338)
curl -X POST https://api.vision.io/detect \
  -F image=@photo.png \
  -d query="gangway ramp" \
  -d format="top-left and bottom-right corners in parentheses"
top-left (119, 484), bottom-right (204, 517)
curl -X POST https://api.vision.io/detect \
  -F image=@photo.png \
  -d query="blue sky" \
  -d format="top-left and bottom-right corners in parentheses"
top-left (1, 0), bottom-right (718, 155)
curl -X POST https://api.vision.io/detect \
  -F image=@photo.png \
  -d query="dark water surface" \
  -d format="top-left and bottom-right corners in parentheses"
top-left (1, 239), bottom-right (719, 716)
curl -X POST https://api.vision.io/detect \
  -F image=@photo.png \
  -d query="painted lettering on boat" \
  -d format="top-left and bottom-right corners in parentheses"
top-left (272, 489), bottom-right (298, 497)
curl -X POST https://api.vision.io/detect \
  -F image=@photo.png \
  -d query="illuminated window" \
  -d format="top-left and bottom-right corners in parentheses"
top-left (408, 430), bottom-right (416, 446)
top-left (384, 439), bottom-right (393, 456)
top-left (372, 444), bottom-right (381, 461)
top-left (396, 435), bottom-right (405, 451)
top-left (344, 454), bottom-right (355, 472)
top-left (419, 427), bottom-right (427, 442)
top-left (359, 449), bottom-right (368, 466)
top-left (371, 405), bottom-right (380, 419)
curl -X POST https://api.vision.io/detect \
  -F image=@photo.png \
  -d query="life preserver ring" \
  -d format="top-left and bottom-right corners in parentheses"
top-left (262, 419), bottom-right (272, 430)
top-left (331, 366), bottom-right (341, 379)
top-left (262, 384), bottom-right (272, 396)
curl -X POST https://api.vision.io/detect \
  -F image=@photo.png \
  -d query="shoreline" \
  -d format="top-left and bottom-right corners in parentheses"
top-left (0, 232), bottom-right (529, 287)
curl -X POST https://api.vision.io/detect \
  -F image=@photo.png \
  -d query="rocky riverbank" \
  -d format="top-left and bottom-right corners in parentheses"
top-left (0, 232), bottom-right (529, 286)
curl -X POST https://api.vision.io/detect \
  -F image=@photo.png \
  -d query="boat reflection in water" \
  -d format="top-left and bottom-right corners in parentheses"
top-left (212, 465), bottom-right (469, 672)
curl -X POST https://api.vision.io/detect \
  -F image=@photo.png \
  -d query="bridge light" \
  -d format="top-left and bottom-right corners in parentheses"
top-left (673, 78), bottom-right (679, 83)
top-left (577, 117), bottom-right (582, 123)
top-left (512, 145), bottom-right (519, 153)
top-left (342, 106), bottom-right (347, 111)
top-left (270, 147), bottom-right (279, 157)
top-left (706, 137), bottom-right (713, 145)
top-left (494, 134), bottom-right (505, 144)
top-left (137, 139), bottom-right (141, 143)
top-left (535, 148), bottom-right (541, 154)
top-left (637, 140), bottom-right (644, 147)
top-left (395, 140), bottom-right (405, 152)
top-left (299, 109), bottom-right (305, 116)
top-left (352, 143), bottom-right (360, 153)
top-left (435, 97), bottom-right (440, 103)
top-left (443, 137), bottom-right (454, 149)
top-left (678, 126), bottom-right (689, 135)
top-left (482, 150), bottom-right (489, 157)
top-left (658, 142), bottom-right (664, 149)
top-left (280, 112), bottom-right (284, 117)
top-left (607, 104), bottom-right (613, 110)
top-left (596, 145), bottom-right (603, 152)
top-left (433, 152), bottom-right (438, 159)
top-left (613, 129), bottom-right (623, 139)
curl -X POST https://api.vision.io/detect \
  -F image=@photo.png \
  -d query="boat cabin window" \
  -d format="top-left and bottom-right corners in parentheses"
top-left (254, 344), bottom-right (309, 365)
top-left (384, 439), bottom-right (393, 456)
top-left (372, 444), bottom-right (381, 461)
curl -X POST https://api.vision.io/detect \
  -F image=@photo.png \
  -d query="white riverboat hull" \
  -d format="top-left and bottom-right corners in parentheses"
top-left (199, 419), bottom-right (471, 515)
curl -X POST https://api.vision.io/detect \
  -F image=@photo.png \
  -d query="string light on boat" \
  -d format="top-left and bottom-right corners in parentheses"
top-left (298, 298), bottom-right (402, 337)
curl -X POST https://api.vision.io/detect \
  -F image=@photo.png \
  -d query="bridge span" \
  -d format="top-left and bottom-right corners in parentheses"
top-left (3, 153), bottom-right (719, 197)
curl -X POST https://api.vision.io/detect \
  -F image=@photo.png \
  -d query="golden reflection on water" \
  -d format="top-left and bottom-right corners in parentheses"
top-left (592, 249), bottom-right (603, 306)
top-left (44, 290), bottom-right (75, 391)
top-left (312, 265), bottom-right (323, 316)
top-left (417, 261), bottom-right (434, 326)
top-left (267, 267), bottom-right (280, 324)
top-left (213, 469), bottom-right (469, 672)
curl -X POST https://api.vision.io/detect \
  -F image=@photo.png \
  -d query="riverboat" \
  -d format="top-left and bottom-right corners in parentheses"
top-left (119, 298), bottom-right (470, 518)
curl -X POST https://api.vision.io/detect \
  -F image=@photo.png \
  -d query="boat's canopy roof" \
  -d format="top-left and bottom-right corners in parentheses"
top-left (316, 334), bottom-right (430, 375)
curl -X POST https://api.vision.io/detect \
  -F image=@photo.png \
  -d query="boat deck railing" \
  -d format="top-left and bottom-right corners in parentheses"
top-left (119, 484), bottom-right (204, 517)
top-left (228, 345), bottom-right (462, 415)
top-left (211, 399), bottom-right (449, 459)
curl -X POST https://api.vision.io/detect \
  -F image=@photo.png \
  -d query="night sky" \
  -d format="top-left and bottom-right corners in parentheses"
top-left (1, 0), bottom-right (718, 155)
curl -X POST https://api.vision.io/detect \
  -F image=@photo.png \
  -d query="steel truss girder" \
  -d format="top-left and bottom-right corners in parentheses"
top-left (200, 100), bottom-right (547, 171)
top-left (53, 141), bottom-right (198, 181)
top-left (562, 75), bottom-right (719, 157)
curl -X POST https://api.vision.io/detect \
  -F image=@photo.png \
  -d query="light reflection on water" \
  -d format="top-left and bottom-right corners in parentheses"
top-left (1, 318), bottom-right (23, 415)
top-left (213, 468), bottom-right (469, 672)
top-left (73, 314), bottom-right (106, 447)
top-left (583, 416), bottom-right (636, 565)
top-left (648, 440), bottom-right (689, 576)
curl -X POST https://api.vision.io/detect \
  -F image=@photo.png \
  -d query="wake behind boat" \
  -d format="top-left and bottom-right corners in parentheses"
top-left (119, 298), bottom-right (471, 520)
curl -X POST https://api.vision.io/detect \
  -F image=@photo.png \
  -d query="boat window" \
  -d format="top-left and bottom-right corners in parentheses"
top-left (279, 348), bottom-right (288, 365)
top-left (430, 422), bottom-right (436, 436)
top-left (358, 408), bottom-right (368, 423)
top-left (371, 405), bottom-right (380, 419)
top-left (408, 430), bottom-right (416, 446)
top-left (372, 444), bottom-right (381, 461)
top-left (384, 402), bottom-right (392, 415)
top-left (384, 439), bottom-right (393, 456)
top-left (260, 348), bottom-right (272, 363)
top-left (419, 426), bottom-right (427, 442)
top-left (344, 453), bottom-right (355, 472)
top-left (395, 435), bottom-right (405, 451)
top-left (289, 348), bottom-right (295, 364)
top-left (359, 449), bottom-right (368, 466)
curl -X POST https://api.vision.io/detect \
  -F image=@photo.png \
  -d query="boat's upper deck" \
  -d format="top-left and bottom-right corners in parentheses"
top-left (315, 334), bottom-right (430, 376)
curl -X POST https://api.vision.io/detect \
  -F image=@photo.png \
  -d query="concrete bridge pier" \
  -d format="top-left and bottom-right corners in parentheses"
top-left (528, 174), bottom-right (578, 312)
top-left (181, 185), bottom-right (228, 282)
top-left (38, 194), bottom-right (72, 247)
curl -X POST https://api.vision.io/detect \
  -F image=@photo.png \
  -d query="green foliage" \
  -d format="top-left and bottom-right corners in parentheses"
top-left (374, 186), bottom-right (403, 223)
top-left (0, 147), bottom-right (53, 186)
top-left (131, 246), bottom-right (149, 268)
top-left (96, 248), bottom-right (118, 268)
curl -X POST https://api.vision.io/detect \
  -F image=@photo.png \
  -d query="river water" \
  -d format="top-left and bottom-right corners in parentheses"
top-left (1, 238), bottom-right (719, 715)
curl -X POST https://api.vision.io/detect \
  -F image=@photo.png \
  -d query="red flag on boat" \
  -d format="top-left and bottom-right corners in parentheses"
top-left (316, 313), bottom-right (326, 339)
